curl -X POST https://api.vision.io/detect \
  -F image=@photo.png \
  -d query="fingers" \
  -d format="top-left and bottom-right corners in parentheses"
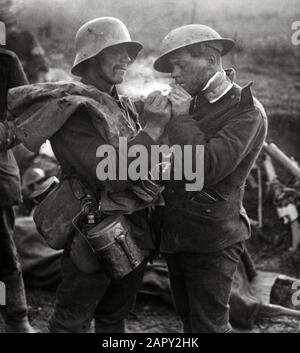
top-left (168, 85), bottom-right (192, 110)
top-left (145, 91), bottom-right (169, 111)
top-left (152, 94), bottom-right (169, 109)
top-left (145, 90), bottom-right (161, 105)
top-left (168, 92), bottom-right (191, 107)
top-left (145, 92), bottom-right (169, 109)
top-left (165, 102), bottom-right (172, 114)
top-left (169, 83), bottom-right (191, 97)
top-left (166, 85), bottom-right (192, 118)
top-left (169, 84), bottom-right (192, 103)
top-left (168, 89), bottom-right (190, 101)
top-left (169, 83), bottom-right (188, 94)
top-left (168, 90), bottom-right (183, 100)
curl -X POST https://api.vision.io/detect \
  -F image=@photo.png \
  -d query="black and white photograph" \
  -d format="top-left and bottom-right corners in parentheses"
top-left (0, 0), bottom-right (300, 338)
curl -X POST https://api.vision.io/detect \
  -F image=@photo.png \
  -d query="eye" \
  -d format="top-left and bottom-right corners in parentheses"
top-left (171, 62), bottom-right (185, 70)
top-left (112, 47), bottom-right (120, 54)
top-left (178, 62), bottom-right (186, 69)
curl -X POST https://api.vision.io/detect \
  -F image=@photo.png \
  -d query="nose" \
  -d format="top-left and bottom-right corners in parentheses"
top-left (120, 49), bottom-right (131, 64)
top-left (171, 65), bottom-right (180, 79)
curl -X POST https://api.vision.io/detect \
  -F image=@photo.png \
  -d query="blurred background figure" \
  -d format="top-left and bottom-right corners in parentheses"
top-left (0, 1), bottom-right (49, 83)
top-left (6, 26), bottom-right (49, 83)
top-left (0, 20), bottom-right (35, 333)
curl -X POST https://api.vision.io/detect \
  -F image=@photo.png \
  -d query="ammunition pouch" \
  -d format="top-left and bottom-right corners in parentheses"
top-left (33, 177), bottom-right (87, 250)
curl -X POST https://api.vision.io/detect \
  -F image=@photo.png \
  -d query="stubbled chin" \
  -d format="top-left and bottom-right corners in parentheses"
top-left (113, 74), bottom-right (125, 84)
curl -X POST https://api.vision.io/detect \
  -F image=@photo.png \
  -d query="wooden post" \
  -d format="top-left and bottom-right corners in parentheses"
top-left (263, 142), bottom-right (300, 180)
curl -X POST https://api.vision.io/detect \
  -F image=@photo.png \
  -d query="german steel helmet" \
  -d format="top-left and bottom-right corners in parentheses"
top-left (153, 24), bottom-right (235, 73)
top-left (71, 17), bottom-right (143, 76)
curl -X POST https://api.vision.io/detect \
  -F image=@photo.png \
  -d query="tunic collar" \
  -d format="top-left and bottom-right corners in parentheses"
top-left (201, 69), bottom-right (233, 104)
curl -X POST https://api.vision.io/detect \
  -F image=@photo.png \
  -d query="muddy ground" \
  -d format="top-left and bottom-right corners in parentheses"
top-left (1, 282), bottom-right (300, 333)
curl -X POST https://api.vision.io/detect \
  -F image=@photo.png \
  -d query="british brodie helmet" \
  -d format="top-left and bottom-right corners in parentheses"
top-left (71, 17), bottom-right (143, 76)
top-left (154, 24), bottom-right (235, 73)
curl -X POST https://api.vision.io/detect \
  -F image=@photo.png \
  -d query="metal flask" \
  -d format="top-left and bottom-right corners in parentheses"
top-left (86, 214), bottom-right (144, 279)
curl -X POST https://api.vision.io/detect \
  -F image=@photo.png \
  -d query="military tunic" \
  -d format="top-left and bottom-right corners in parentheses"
top-left (160, 82), bottom-right (267, 253)
top-left (158, 73), bottom-right (267, 332)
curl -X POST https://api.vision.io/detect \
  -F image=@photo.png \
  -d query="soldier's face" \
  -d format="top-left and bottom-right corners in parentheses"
top-left (168, 49), bottom-right (211, 96)
top-left (97, 44), bottom-right (131, 84)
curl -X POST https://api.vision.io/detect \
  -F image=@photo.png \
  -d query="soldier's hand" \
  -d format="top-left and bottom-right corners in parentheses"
top-left (168, 84), bottom-right (192, 118)
top-left (144, 91), bottom-right (172, 127)
top-left (143, 91), bottom-right (171, 141)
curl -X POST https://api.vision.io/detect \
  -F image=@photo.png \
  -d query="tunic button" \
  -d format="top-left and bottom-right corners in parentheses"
top-left (205, 208), bottom-right (212, 213)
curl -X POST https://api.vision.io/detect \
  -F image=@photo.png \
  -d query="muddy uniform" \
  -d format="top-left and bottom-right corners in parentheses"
top-left (48, 84), bottom-right (156, 333)
top-left (157, 73), bottom-right (268, 332)
top-left (0, 48), bottom-right (31, 330)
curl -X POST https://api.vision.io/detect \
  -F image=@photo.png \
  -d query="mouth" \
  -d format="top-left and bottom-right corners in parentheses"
top-left (114, 66), bottom-right (127, 72)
